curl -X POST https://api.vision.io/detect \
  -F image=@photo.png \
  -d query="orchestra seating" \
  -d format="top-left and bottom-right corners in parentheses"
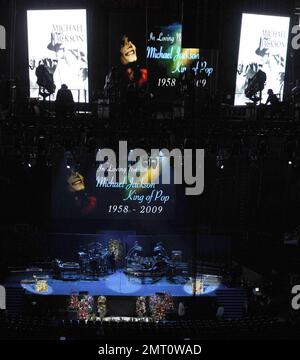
top-left (0, 311), bottom-right (297, 340)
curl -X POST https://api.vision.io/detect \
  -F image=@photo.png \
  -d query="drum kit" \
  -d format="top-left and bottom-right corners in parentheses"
top-left (50, 241), bottom-right (187, 282)
top-left (78, 242), bottom-right (110, 277)
top-left (124, 242), bottom-right (174, 279)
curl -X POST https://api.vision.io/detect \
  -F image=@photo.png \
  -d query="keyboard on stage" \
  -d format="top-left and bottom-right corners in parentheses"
top-left (60, 262), bottom-right (81, 280)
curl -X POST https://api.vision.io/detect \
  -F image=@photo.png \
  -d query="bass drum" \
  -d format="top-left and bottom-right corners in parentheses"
top-left (151, 260), bottom-right (169, 273)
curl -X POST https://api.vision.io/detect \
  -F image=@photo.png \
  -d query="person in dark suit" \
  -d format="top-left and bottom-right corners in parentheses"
top-left (266, 89), bottom-right (280, 107)
top-left (55, 84), bottom-right (74, 117)
top-left (265, 89), bottom-right (280, 119)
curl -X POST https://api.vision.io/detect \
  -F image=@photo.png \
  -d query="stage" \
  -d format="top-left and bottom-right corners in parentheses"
top-left (7, 270), bottom-right (223, 297)
top-left (4, 266), bottom-right (251, 321)
top-left (22, 271), bottom-right (222, 297)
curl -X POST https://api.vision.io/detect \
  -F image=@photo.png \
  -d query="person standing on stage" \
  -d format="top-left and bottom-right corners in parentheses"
top-left (265, 89), bottom-right (280, 119)
top-left (55, 83), bottom-right (74, 117)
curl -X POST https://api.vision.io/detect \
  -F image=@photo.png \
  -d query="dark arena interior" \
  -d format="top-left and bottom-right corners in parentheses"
top-left (1, 0), bottom-right (300, 351)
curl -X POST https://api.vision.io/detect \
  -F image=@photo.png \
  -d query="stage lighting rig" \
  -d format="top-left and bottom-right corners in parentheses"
top-left (35, 61), bottom-right (56, 100)
top-left (245, 70), bottom-right (267, 104)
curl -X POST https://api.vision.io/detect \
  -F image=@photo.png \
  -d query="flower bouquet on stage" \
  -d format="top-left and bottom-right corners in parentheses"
top-left (97, 296), bottom-right (107, 320)
top-left (68, 293), bottom-right (95, 320)
top-left (149, 292), bottom-right (174, 322)
top-left (136, 296), bottom-right (147, 318)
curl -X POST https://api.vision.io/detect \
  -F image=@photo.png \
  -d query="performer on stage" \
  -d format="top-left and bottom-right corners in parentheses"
top-left (55, 83), bottom-right (74, 117)
top-left (265, 89), bottom-right (280, 119)
top-left (265, 89), bottom-right (280, 107)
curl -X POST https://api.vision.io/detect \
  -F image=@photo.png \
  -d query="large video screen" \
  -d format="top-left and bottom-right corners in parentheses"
top-left (147, 23), bottom-right (215, 101)
top-left (51, 151), bottom-right (176, 220)
top-left (234, 13), bottom-right (290, 105)
top-left (27, 9), bottom-right (89, 102)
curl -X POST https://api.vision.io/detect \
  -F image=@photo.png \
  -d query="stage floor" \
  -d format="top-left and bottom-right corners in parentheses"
top-left (15, 271), bottom-right (223, 297)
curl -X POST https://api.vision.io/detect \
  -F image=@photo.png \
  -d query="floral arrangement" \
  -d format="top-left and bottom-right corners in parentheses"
top-left (108, 239), bottom-right (123, 261)
top-left (35, 280), bottom-right (48, 293)
top-left (97, 296), bottom-right (107, 319)
top-left (68, 294), bottom-right (79, 310)
top-left (68, 294), bottom-right (94, 320)
top-left (85, 295), bottom-right (95, 308)
top-left (136, 296), bottom-right (147, 318)
top-left (149, 292), bottom-right (174, 322)
top-left (77, 299), bottom-right (91, 320)
top-left (192, 278), bottom-right (204, 295)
